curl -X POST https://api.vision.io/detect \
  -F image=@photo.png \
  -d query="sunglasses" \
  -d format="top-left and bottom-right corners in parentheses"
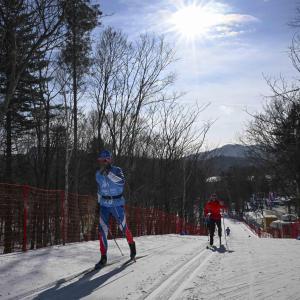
top-left (97, 158), bottom-right (111, 163)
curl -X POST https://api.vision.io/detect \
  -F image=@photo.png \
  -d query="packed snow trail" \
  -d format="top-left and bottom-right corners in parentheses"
top-left (0, 219), bottom-right (299, 300)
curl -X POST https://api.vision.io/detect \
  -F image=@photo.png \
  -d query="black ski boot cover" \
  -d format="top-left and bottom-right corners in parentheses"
top-left (95, 254), bottom-right (107, 269)
top-left (129, 242), bottom-right (136, 260)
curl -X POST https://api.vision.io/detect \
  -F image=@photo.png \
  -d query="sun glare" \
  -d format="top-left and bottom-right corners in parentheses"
top-left (169, 3), bottom-right (223, 41)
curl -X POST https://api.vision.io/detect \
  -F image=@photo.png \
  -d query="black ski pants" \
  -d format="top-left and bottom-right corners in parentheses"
top-left (208, 219), bottom-right (222, 246)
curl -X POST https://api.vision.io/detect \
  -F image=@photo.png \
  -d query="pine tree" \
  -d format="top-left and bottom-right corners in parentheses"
top-left (273, 102), bottom-right (300, 211)
top-left (0, 0), bottom-right (59, 253)
top-left (0, 2), bottom-right (49, 182)
top-left (60, 0), bottom-right (100, 193)
top-left (0, 0), bottom-right (65, 183)
top-left (58, 0), bottom-right (100, 242)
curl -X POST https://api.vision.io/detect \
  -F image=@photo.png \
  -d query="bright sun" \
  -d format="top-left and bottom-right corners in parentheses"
top-left (169, 3), bottom-right (223, 41)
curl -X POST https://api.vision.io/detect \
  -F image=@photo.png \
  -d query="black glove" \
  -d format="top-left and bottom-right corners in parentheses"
top-left (101, 165), bottom-right (111, 176)
top-left (101, 169), bottom-right (108, 176)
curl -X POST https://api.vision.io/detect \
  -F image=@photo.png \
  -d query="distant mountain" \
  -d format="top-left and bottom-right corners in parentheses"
top-left (200, 144), bottom-right (256, 174)
top-left (205, 144), bottom-right (253, 159)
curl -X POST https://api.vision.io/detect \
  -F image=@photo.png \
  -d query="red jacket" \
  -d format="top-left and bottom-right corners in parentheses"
top-left (204, 200), bottom-right (226, 221)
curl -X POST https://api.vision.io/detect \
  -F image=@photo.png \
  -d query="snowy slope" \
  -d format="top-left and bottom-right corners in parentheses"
top-left (0, 219), bottom-right (299, 300)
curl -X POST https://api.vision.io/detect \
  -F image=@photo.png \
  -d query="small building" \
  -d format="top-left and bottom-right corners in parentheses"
top-left (269, 220), bottom-right (296, 238)
top-left (263, 215), bottom-right (278, 231)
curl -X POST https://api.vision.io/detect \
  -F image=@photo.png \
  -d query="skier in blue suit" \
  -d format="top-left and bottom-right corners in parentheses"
top-left (95, 150), bottom-right (136, 268)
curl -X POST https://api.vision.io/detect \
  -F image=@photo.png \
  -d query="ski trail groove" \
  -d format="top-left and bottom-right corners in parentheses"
top-left (168, 251), bottom-right (214, 300)
top-left (144, 247), bottom-right (214, 300)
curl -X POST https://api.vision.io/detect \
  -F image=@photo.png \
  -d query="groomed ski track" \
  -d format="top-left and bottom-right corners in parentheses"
top-left (1, 218), bottom-right (300, 299)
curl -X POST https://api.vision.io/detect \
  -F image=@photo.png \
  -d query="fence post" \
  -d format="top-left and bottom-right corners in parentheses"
top-left (22, 185), bottom-right (30, 252)
top-left (135, 207), bottom-right (139, 236)
top-left (60, 191), bottom-right (65, 245)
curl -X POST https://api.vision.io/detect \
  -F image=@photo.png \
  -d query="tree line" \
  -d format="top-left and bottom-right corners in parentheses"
top-left (0, 0), bottom-right (212, 226)
top-left (1, 0), bottom-right (299, 237)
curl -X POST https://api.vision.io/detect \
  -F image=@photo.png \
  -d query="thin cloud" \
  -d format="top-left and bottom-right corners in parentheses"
top-left (158, 1), bottom-right (259, 40)
top-left (219, 105), bottom-right (234, 115)
top-left (223, 14), bottom-right (259, 24)
top-left (102, 1), bottom-right (259, 41)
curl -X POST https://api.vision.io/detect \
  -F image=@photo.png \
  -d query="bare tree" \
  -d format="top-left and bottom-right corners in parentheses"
top-left (90, 27), bottom-right (127, 149)
top-left (90, 29), bottom-right (176, 160)
top-left (148, 98), bottom-right (211, 214)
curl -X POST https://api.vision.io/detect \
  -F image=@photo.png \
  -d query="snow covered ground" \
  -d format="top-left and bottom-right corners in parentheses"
top-left (1, 218), bottom-right (300, 300)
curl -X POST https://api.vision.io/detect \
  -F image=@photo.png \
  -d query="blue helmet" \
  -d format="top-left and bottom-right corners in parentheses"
top-left (97, 150), bottom-right (112, 162)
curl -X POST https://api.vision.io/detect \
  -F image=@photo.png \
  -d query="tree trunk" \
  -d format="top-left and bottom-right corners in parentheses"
top-left (3, 108), bottom-right (12, 253)
top-left (4, 109), bottom-right (12, 183)
top-left (44, 98), bottom-right (50, 187)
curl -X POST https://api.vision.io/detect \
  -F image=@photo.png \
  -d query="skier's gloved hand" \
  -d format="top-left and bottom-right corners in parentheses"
top-left (101, 169), bottom-right (108, 176)
top-left (101, 165), bottom-right (110, 176)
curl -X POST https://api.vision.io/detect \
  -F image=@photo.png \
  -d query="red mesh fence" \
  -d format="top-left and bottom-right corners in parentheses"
top-left (291, 221), bottom-right (300, 239)
top-left (0, 183), bottom-right (205, 254)
top-left (266, 222), bottom-right (300, 239)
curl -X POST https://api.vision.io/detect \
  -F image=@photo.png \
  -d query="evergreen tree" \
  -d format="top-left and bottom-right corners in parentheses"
top-left (0, 0), bottom-right (64, 118)
top-left (0, 0), bottom-right (60, 253)
top-left (272, 102), bottom-right (300, 207)
top-left (0, 0), bottom-right (65, 183)
top-left (0, 1), bottom-right (50, 182)
top-left (60, 0), bottom-right (101, 193)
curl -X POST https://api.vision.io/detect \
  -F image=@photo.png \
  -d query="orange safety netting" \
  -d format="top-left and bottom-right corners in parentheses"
top-left (0, 183), bottom-right (205, 254)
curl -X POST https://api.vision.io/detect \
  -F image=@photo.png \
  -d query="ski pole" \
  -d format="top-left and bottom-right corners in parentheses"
top-left (108, 227), bottom-right (124, 256)
top-left (205, 216), bottom-right (210, 243)
top-left (207, 224), bottom-right (210, 243)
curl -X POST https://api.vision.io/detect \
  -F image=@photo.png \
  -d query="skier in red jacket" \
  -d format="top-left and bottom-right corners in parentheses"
top-left (204, 194), bottom-right (226, 247)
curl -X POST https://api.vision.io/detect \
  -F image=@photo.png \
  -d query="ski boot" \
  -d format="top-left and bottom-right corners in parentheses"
top-left (129, 242), bottom-right (136, 260)
top-left (95, 254), bottom-right (107, 270)
top-left (206, 243), bottom-right (214, 250)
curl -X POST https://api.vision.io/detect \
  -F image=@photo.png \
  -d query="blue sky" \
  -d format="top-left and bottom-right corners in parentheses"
top-left (97, 0), bottom-right (299, 148)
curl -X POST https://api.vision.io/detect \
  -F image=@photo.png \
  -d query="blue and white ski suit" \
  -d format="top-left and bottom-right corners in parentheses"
top-left (96, 165), bottom-right (134, 255)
